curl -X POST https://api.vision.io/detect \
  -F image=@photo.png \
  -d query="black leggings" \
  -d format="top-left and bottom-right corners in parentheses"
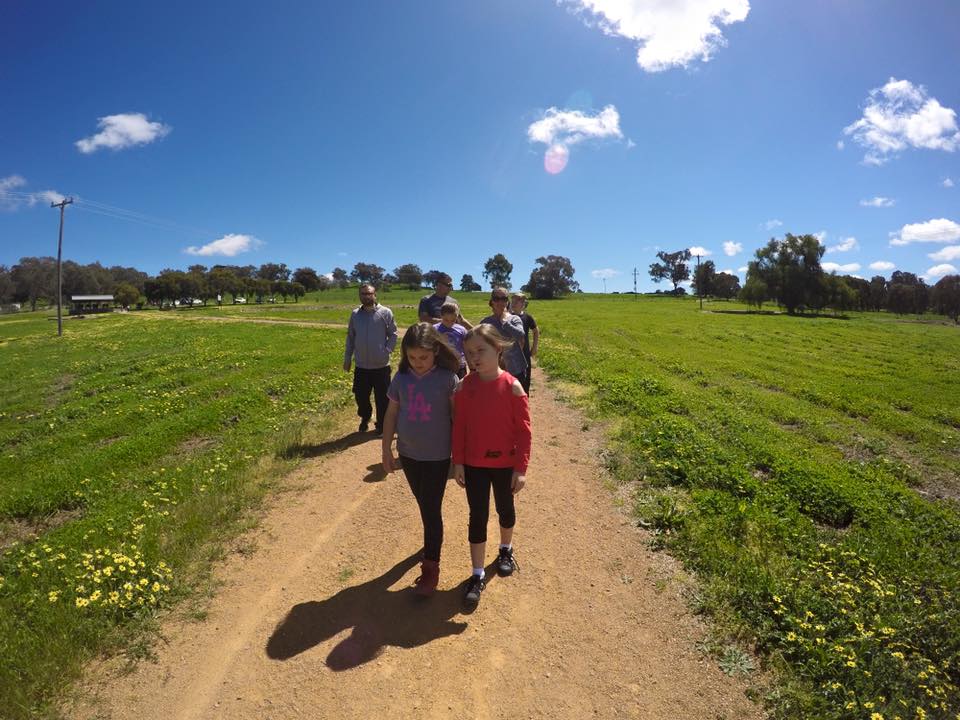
top-left (400, 456), bottom-right (450, 562)
top-left (464, 466), bottom-right (516, 544)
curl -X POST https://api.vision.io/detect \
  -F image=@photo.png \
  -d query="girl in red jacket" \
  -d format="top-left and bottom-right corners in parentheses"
top-left (453, 324), bottom-right (532, 608)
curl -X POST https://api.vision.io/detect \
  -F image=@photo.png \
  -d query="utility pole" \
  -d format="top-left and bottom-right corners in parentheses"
top-left (695, 253), bottom-right (702, 311)
top-left (632, 267), bottom-right (638, 299)
top-left (602, 277), bottom-right (606, 294)
top-left (51, 197), bottom-right (73, 336)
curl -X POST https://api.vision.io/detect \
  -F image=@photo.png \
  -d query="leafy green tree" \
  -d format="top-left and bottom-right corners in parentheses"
top-left (208, 267), bottom-right (239, 304)
top-left (292, 267), bottom-right (320, 291)
top-left (423, 270), bottom-right (446, 288)
top-left (331, 267), bottom-right (350, 289)
top-left (739, 276), bottom-right (767, 310)
top-left (290, 281), bottom-right (306, 303)
top-left (747, 234), bottom-right (825, 314)
top-left (113, 282), bottom-right (140, 309)
top-left (483, 254), bottom-right (513, 290)
top-left (349, 262), bottom-right (384, 286)
top-left (692, 260), bottom-right (717, 297)
top-left (868, 275), bottom-right (888, 311)
top-left (0, 265), bottom-right (13, 304)
top-left (887, 271), bottom-right (929, 315)
top-left (460, 274), bottom-right (482, 291)
top-left (393, 263), bottom-right (423, 289)
top-left (522, 255), bottom-right (579, 299)
top-left (11, 257), bottom-right (56, 311)
top-left (713, 272), bottom-right (741, 300)
top-left (648, 249), bottom-right (691, 294)
top-left (823, 274), bottom-right (858, 314)
top-left (931, 275), bottom-right (960, 323)
top-left (257, 263), bottom-right (290, 282)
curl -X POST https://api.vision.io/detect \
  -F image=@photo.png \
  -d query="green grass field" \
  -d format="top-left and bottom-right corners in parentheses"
top-left (536, 295), bottom-right (960, 719)
top-left (2, 290), bottom-right (958, 719)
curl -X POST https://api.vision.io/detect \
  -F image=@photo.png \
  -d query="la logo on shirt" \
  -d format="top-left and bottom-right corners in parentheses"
top-left (406, 384), bottom-right (432, 422)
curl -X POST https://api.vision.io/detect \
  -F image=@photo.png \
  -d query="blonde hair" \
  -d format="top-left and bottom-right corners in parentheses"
top-left (464, 324), bottom-right (513, 370)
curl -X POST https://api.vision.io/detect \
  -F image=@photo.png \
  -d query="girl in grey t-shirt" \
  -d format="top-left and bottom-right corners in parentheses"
top-left (381, 323), bottom-right (461, 597)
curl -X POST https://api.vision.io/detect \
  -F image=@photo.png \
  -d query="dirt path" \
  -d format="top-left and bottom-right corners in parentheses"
top-left (66, 369), bottom-right (762, 720)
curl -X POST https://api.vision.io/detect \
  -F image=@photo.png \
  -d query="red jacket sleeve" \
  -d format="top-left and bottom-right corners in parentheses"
top-left (512, 391), bottom-right (532, 474)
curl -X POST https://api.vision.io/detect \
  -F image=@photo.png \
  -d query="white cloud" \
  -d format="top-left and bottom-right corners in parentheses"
top-left (184, 234), bottom-right (262, 257)
top-left (562, 0), bottom-right (750, 73)
top-left (843, 78), bottom-right (960, 165)
top-left (76, 113), bottom-right (171, 154)
top-left (814, 230), bottom-right (827, 245)
top-left (827, 236), bottom-right (859, 253)
top-left (0, 175), bottom-right (65, 210)
top-left (527, 105), bottom-right (623, 173)
top-left (925, 263), bottom-right (958, 279)
top-left (869, 261), bottom-right (895, 271)
top-left (722, 241), bottom-right (742, 256)
top-left (929, 246), bottom-right (960, 262)
top-left (860, 196), bottom-right (895, 208)
top-left (836, 140), bottom-right (845, 150)
top-left (737, 265), bottom-right (748, 273)
top-left (719, 268), bottom-right (735, 275)
top-left (945, 177), bottom-right (955, 188)
top-left (591, 268), bottom-right (621, 279)
top-left (822, 262), bottom-right (861, 273)
top-left (762, 219), bottom-right (783, 231)
top-left (889, 218), bottom-right (960, 246)
top-left (688, 246), bottom-right (711, 256)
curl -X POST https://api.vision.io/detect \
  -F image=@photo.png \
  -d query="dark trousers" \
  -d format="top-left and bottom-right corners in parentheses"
top-left (464, 465), bottom-right (516, 544)
top-left (353, 366), bottom-right (391, 429)
top-left (517, 367), bottom-right (531, 395)
top-left (400, 456), bottom-right (450, 562)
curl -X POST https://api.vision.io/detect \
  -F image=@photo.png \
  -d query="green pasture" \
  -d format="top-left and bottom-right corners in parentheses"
top-left (0, 311), bottom-right (352, 718)
top-left (2, 292), bottom-right (959, 719)
top-left (535, 295), bottom-right (960, 719)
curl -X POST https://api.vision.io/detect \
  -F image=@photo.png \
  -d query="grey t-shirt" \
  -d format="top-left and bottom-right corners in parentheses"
top-left (481, 313), bottom-right (527, 376)
top-left (387, 367), bottom-right (459, 461)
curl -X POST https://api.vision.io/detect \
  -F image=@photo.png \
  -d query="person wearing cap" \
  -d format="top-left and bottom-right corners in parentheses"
top-left (419, 273), bottom-right (473, 328)
top-left (479, 287), bottom-right (527, 390)
top-left (344, 283), bottom-right (398, 434)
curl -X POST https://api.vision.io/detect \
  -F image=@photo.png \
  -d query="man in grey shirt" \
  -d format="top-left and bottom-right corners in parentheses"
top-left (480, 286), bottom-right (527, 388)
top-left (344, 283), bottom-right (398, 434)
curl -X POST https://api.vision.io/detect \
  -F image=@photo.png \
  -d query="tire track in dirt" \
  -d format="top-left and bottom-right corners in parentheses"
top-left (65, 369), bottom-right (763, 720)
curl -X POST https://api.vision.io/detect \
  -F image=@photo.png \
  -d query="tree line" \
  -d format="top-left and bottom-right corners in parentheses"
top-left (649, 234), bottom-right (960, 322)
top-left (0, 253), bottom-right (581, 311)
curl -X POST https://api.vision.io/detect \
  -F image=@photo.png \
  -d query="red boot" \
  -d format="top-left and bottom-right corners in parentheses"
top-left (415, 560), bottom-right (440, 597)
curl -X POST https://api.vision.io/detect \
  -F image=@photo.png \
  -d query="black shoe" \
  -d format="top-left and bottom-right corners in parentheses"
top-left (497, 546), bottom-right (518, 576)
top-left (374, 424), bottom-right (383, 437)
top-left (358, 420), bottom-right (370, 433)
top-left (463, 574), bottom-right (485, 607)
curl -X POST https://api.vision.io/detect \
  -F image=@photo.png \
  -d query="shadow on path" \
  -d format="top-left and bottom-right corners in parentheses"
top-left (282, 431), bottom-right (376, 459)
top-left (265, 553), bottom-right (496, 670)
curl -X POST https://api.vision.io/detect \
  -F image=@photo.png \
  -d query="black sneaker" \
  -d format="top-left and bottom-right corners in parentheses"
top-left (497, 546), bottom-right (518, 576)
top-left (463, 574), bottom-right (485, 607)
top-left (358, 419), bottom-right (370, 433)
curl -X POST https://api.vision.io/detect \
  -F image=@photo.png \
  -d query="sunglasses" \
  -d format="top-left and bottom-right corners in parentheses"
top-left (491, 296), bottom-right (508, 302)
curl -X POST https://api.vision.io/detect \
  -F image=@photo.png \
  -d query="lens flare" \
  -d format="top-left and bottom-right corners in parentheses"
top-left (544, 144), bottom-right (569, 174)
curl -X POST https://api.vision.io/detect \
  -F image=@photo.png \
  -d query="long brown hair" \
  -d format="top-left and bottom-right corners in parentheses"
top-left (399, 322), bottom-right (461, 374)
top-left (464, 324), bottom-right (513, 370)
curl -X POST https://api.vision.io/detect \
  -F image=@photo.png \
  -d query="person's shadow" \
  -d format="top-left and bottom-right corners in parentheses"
top-left (265, 552), bottom-right (495, 670)
top-left (280, 430), bottom-right (376, 460)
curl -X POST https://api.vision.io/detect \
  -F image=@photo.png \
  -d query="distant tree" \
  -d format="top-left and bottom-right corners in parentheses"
top-left (253, 278), bottom-right (271, 303)
top-left (292, 267), bottom-right (321, 291)
top-left (522, 255), bottom-right (579, 299)
top-left (739, 276), bottom-right (767, 310)
top-left (931, 275), bottom-right (960, 323)
top-left (713, 272), bottom-right (741, 300)
top-left (331, 267), bottom-right (350, 289)
top-left (841, 275), bottom-right (871, 311)
top-left (273, 280), bottom-right (291, 303)
top-left (747, 234), bottom-right (825, 314)
top-left (290, 281), bottom-right (306, 303)
top-left (692, 260), bottom-right (717, 297)
top-left (887, 271), bottom-right (929, 315)
top-left (393, 263), bottom-right (423, 289)
top-left (350, 262), bottom-right (385, 286)
top-left (381, 273), bottom-right (398, 289)
top-left (114, 282), bottom-right (140, 309)
top-left (460, 274), bottom-right (482, 292)
top-left (0, 265), bottom-right (13, 304)
top-left (257, 263), bottom-right (291, 282)
top-left (868, 275), bottom-right (888, 311)
top-left (11, 257), bottom-right (56, 311)
top-left (483, 254), bottom-right (513, 290)
top-left (648, 249), bottom-right (691, 294)
top-left (316, 275), bottom-right (332, 291)
top-left (109, 265), bottom-right (148, 293)
top-left (423, 270), bottom-right (446, 288)
top-left (823, 274), bottom-right (858, 314)
top-left (208, 267), bottom-right (239, 304)
top-left (157, 270), bottom-right (184, 308)
top-left (143, 278), bottom-right (163, 308)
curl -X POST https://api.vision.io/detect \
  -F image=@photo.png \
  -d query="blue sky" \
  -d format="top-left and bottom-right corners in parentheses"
top-left (2, 0), bottom-right (959, 292)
